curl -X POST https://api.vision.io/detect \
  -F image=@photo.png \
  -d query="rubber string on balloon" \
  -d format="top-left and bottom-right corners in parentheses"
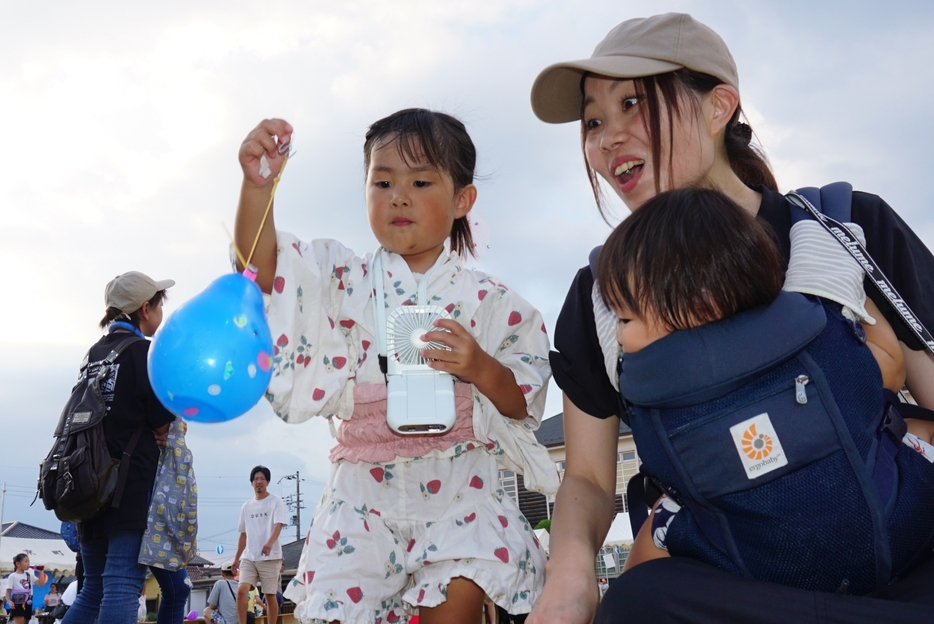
top-left (228, 142), bottom-right (294, 282)
top-left (224, 231), bottom-right (260, 282)
top-left (244, 140), bottom-right (292, 280)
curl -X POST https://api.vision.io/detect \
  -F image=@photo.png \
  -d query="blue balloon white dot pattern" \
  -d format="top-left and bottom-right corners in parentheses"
top-left (148, 273), bottom-right (274, 423)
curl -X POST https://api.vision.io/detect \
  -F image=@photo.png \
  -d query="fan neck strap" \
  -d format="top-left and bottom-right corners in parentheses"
top-left (371, 247), bottom-right (447, 360)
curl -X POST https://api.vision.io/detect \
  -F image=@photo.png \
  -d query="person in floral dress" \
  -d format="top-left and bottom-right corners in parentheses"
top-left (233, 109), bottom-right (558, 624)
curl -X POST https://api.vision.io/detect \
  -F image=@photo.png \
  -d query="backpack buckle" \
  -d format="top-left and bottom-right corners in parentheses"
top-left (878, 402), bottom-right (908, 445)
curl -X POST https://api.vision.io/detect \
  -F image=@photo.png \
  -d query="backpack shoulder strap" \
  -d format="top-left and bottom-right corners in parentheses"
top-left (102, 334), bottom-right (148, 510)
top-left (75, 350), bottom-right (91, 385)
top-left (110, 424), bottom-right (147, 509)
top-left (90, 334), bottom-right (146, 390)
top-left (103, 334), bottom-right (146, 366)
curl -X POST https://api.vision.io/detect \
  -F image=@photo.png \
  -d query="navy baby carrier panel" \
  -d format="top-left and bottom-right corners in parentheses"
top-left (621, 292), bottom-right (934, 595)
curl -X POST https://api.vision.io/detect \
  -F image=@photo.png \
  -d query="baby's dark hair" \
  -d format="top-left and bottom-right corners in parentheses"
top-left (98, 290), bottom-right (168, 330)
top-left (597, 187), bottom-right (784, 331)
top-left (364, 108), bottom-right (476, 257)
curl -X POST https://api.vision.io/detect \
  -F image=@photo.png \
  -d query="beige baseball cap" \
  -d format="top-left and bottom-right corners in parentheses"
top-left (531, 13), bottom-right (739, 124)
top-left (104, 271), bottom-right (175, 314)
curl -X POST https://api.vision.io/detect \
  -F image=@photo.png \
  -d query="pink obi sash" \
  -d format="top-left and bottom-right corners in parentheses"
top-left (329, 382), bottom-right (476, 463)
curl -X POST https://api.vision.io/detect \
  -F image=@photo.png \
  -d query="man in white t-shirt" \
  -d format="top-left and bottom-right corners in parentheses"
top-left (232, 465), bottom-right (287, 624)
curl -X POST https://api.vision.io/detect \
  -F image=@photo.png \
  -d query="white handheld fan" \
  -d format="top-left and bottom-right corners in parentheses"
top-left (384, 305), bottom-right (456, 434)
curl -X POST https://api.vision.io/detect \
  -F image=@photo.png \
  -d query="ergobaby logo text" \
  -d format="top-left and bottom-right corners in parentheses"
top-left (729, 413), bottom-right (788, 479)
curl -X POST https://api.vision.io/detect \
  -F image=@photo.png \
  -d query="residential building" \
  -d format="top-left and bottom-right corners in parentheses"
top-left (501, 413), bottom-right (637, 527)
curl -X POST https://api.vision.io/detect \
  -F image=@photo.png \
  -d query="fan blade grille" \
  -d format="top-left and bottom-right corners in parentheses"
top-left (386, 306), bottom-right (452, 366)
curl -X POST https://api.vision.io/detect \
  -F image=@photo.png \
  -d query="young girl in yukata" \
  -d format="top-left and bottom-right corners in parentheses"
top-left (233, 109), bottom-right (558, 624)
top-left (594, 186), bottom-right (934, 578)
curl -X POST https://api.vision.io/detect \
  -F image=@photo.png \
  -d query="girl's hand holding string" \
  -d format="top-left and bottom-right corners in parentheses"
top-left (239, 118), bottom-right (293, 188)
top-left (421, 319), bottom-right (528, 421)
top-left (234, 118), bottom-right (292, 292)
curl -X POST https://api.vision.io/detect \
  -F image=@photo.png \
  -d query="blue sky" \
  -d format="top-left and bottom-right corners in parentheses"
top-left (2, 0), bottom-right (933, 560)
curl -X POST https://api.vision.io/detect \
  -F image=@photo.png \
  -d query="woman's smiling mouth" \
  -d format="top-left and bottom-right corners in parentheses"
top-left (614, 159), bottom-right (644, 177)
top-left (613, 158), bottom-right (645, 193)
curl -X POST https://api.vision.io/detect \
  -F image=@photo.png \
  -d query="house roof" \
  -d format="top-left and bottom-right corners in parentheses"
top-left (534, 412), bottom-right (632, 448)
top-left (1, 521), bottom-right (63, 540)
top-left (282, 538), bottom-right (304, 571)
top-left (186, 565), bottom-right (208, 581)
top-left (189, 554), bottom-right (215, 567)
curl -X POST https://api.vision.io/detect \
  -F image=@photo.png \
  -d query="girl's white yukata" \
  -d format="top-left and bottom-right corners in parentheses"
top-left (267, 233), bottom-right (559, 624)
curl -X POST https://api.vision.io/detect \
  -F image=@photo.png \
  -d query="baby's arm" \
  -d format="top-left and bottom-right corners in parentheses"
top-left (783, 218), bottom-right (906, 391)
top-left (862, 300), bottom-right (934, 445)
top-left (234, 118), bottom-right (293, 294)
top-left (906, 418), bottom-right (934, 445)
top-left (422, 319), bottom-right (528, 420)
top-left (862, 298), bottom-right (906, 393)
top-left (623, 511), bottom-right (670, 572)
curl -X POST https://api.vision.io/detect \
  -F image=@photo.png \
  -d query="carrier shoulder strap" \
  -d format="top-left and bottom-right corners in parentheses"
top-left (587, 245), bottom-right (601, 277)
top-left (792, 182), bottom-right (852, 223)
top-left (787, 185), bottom-right (934, 506)
top-left (627, 471), bottom-right (650, 537)
top-left (587, 246), bottom-right (626, 394)
top-left (786, 184), bottom-right (934, 358)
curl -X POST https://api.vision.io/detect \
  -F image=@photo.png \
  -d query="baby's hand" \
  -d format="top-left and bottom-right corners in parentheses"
top-left (239, 119), bottom-right (293, 188)
top-left (421, 319), bottom-right (490, 384)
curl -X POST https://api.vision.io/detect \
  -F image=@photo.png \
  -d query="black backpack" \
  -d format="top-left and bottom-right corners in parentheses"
top-left (37, 335), bottom-right (146, 522)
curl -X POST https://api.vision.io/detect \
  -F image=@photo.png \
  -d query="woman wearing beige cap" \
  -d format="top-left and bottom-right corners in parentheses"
top-left (528, 12), bottom-right (934, 624)
top-left (62, 271), bottom-right (177, 624)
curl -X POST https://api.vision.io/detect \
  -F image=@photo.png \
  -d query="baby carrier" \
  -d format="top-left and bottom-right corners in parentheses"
top-left (615, 184), bottom-right (934, 595)
top-left (620, 292), bottom-right (934, 595)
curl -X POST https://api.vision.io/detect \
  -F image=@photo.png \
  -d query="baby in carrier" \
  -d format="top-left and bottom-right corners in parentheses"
top-left (594, 187), bottom-right (934, 595)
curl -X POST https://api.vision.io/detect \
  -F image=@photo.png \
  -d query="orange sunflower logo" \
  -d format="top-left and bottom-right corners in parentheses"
top-left (741, 424), bottom-right (773, 460)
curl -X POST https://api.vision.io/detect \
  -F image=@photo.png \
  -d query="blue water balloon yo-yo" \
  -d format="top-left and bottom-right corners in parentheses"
top-left (148, 269), bottom-right (273, 422)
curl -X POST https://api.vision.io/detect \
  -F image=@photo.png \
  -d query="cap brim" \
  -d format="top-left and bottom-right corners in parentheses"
top-left (531, 56), bottom-right (683, 124)
top-left (155, 279), bottom-right (176, 291)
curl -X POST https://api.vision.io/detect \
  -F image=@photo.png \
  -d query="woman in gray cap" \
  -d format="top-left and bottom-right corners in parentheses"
top-left (528, 12), bottom-right (934, 624)
top-left (62, 271), bottom-right (177, 624)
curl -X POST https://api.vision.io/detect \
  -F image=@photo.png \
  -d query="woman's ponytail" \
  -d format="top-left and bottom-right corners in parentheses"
top-left (99, 307), bottom-right (132, 329)
top-left (723, 114), bottom-right (778, 192)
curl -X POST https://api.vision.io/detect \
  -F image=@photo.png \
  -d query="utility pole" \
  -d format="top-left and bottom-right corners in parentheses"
top-left (278, 472), bottom-right (304, 542)
top-left (296, 473), bottom-right (301, 541)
